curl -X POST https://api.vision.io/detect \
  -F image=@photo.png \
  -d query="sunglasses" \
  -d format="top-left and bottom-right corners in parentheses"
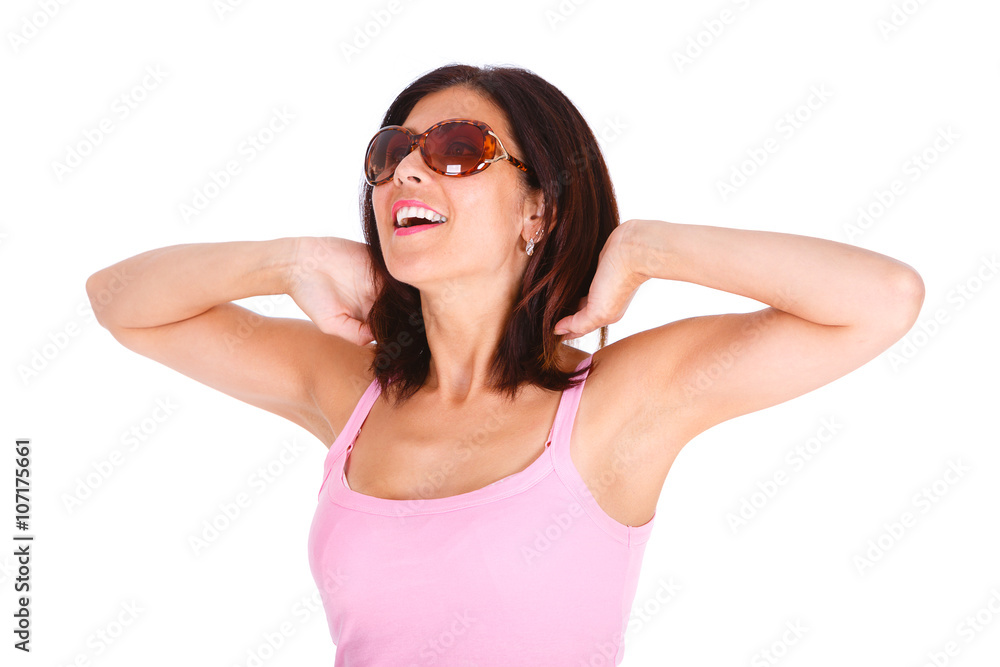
top-left (364, 118), bottom-right (533, 186)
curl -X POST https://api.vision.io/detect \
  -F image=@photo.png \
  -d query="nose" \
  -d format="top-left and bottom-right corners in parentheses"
top-left (392, 143), bottom-right (428, 184)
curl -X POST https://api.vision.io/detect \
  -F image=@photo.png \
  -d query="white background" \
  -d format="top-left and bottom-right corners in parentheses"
top-left (3, 0), bottom-right (999, 665)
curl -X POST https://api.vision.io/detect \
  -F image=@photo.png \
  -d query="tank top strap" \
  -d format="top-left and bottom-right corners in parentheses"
top-left (318, 375), bottom-right (380, 498)
top-left (545, 354), bottom-right (594, 449)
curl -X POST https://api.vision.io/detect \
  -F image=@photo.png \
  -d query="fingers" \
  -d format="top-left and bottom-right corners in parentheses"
top-left (321, 315), bottom-right (373, 346)
top-left (345, 317), bottom-right (374, 346)
top-left (554, 317), bottom-right (580, 337)
top-left (556, 310), bottom-right (599, 340)
top-left (357, 323), bottom-right (374, 346)
top-left (554, 296), bottom-right (588, 335)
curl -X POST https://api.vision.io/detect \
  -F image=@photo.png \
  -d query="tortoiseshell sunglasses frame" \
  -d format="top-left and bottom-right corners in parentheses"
top-left (364, 118), bottom-right (533, 186)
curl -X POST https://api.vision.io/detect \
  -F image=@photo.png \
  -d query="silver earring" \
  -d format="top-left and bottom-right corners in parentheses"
top-left (526, 229), bottom-right (543, 256)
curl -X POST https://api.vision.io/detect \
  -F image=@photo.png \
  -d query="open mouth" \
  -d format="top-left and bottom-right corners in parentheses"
top-left (394, 217), bottom-right (447, 229)
top-left (393, 205), bottom-right (448, 228)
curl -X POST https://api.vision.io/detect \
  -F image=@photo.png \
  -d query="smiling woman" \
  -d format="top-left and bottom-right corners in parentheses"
top-left (307, 62), bottom-right (922, 664)
top-left (85, 60), bottom-right (923, 667)
top-left (299, 63), bottom-right (661, 664)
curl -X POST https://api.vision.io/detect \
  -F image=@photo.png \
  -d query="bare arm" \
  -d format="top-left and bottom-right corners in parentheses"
top-left (85, 237), bottom-right (375, 445)
top-left (603, 219), bottom-right (924, 444)
top-left (87, 238), bottom-right (296, 329)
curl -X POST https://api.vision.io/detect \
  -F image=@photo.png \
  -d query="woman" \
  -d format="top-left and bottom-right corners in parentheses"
top-left (86, 64), bottom-right (924, 664)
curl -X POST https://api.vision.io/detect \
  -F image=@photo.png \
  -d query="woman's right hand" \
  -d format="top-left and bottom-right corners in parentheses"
top-left (286, 237), bottom-right (377, 346)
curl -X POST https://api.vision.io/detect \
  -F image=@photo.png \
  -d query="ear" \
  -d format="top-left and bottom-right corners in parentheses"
top-left (521, 188), bottom-right (551, 240)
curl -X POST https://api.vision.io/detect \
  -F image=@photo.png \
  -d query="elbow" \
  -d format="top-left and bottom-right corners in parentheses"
top-left (886, 267), bottom-right (925, 333)
top-left (85, 270), bottom-right (113, 329)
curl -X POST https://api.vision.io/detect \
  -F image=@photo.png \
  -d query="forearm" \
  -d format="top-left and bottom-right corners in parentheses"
top-left (624, 219), bottom-right (924, 327)
top-left (85, 237), bottom-right (299, 329)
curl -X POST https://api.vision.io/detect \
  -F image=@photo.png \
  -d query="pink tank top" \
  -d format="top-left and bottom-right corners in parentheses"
top-left (307, 355), bottom-right (656, 665)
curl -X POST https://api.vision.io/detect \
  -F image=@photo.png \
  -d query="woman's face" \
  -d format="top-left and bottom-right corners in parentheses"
top-left (371, 86), bottom-right (538, 292)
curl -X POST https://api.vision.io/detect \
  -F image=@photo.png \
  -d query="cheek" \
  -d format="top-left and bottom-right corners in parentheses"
top-left (372, 191), bottom-right (389, 222)
top-left (455, 220), bottom-right (514, 259)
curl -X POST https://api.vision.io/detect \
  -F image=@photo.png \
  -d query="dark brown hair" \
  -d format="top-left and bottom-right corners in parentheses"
top-left (361, 63), bottom-right (620, 407)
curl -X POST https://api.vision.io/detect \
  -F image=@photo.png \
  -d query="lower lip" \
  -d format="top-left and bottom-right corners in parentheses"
top-left (394, 222), bottom-right (445, 236)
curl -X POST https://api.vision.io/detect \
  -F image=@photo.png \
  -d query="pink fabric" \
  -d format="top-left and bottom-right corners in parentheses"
top-left (307, 354), bottom-right (655, 665)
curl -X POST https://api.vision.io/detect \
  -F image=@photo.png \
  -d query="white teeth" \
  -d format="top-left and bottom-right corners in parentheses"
top-left (395, 205), bottom-right (446, 226)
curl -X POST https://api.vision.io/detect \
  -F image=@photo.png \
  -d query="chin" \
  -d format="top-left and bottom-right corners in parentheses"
top-left (384, 259), bottom-right (449, 289)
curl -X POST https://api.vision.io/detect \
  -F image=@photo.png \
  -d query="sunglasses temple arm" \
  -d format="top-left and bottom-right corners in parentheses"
top-left (486, 131), bottom-right (531, 174)
top-left (488, 130), bottom-right (511, 162)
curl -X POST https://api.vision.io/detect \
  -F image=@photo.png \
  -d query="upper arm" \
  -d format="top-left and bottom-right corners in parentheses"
top-left (98, 302), bottom-right (374, 445)
top-left (603, 270), bottom-right (925, 447)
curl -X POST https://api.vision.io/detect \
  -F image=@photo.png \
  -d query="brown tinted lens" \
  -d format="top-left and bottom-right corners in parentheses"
top-left (366, 128), bottom-right (411, 183)
top-left (424, 122), bottom-right (486, 176)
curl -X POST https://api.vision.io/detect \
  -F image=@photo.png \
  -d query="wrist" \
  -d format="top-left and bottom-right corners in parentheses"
top-left (623, 219), bottom-right (674, 283)
top-left (269, 236), bottom-right (306, 294)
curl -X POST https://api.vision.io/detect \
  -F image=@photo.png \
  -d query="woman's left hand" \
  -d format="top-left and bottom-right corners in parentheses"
top-left (553, 220), bottom-right (647, 341)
